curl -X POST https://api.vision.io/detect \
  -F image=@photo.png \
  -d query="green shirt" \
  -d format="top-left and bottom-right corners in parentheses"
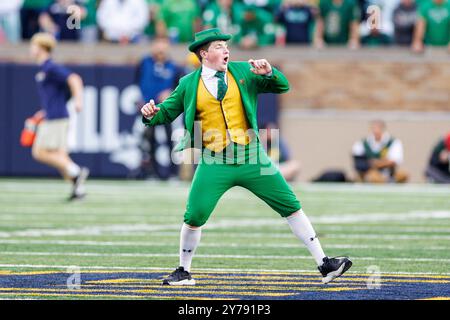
top-left (319, 0), bottom-right (360, 44)
top-left (80, 0), bottom-right (97, 27)
top-left (158, 0), bottom-right (200, 43)
top-left (419, 0), bottom-right (450, 46)
top-left (144, 0), bottom-right (163, 37)
top-left (23, 0), bottom-right (52, 9)
top-left (233, 6), bottom-right (276, 46)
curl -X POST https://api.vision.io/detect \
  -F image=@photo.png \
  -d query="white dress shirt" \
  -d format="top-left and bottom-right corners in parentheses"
top-left (200, 64), bottom-right (228, 100)
top-left (352, 133), bottom-right (404, 165)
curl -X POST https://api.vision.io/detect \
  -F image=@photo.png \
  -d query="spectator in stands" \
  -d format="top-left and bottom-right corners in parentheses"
top-left (234, 4), bottom-right (277, 49)
top-left (21, 0), bottom-right (52, 39)
top-left (97, 0), bottom-right (149, 44)
top-left (79, 0), bottom-right (98, 43)
top-left (0, 0), bottom-right (23, 43)
top-left (136, 37), bottom-right (181, 179)
top-left (260, 122), bottom-right (301, 181)
top-left (276, 0), bottom-right (317, 45)
top-left (412, 0), bottom-right (450, 53)
top-left (202, 0), bottom-right (243, 37)
top-left (38, 0), bottom-right (83, 41)
top-left (363, 0), bottom-right (399, 40)
top-left (155, 0), bottom-right (201, 43)
top-left (143, 0), bottom-right (162, 40)
top-left (352, 120), bottom-right (409, 183)
top-left (393, 0), bottom-right (417, 46)
top-left (314, 0), bottom-right (361, 49)
top-left (425, 132), bottom-right (450, 183)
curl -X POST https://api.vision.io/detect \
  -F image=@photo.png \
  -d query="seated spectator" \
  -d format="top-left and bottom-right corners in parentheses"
top-left (39, 0), bottom-right (83, 41)
top-left (21, 0), bottom-right (52, 39)
top-left (314, 0), bottom-right (361, 49)
top-left (393, 0), bottom-right (417, 46)
top-left (412, 0), bottom-right (450, 53)
top-left (260, 122), bottom-right (301, 182)
top-left (97, 0), bottom-right (149, 44)
top-left (352, 120), bottom-right (409, 183)
top-left (425, 133), bottom-right (450, 183)
top-left (155, 0), bottom-right (201, 43)
top-left (276, 0), bottom-right (316, 45)
top-left (234, 4), bottom-right (277, 49)
top-left (0, 0), bottom-right (23, 44)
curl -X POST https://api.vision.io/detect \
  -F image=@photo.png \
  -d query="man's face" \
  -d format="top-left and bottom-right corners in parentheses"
top-left (29, 43), bottom-right (42, 61)
top-left (201, 40), bottom-right (230, 71)
top-left (152, 38), bottom-right (170, 62)
top-left (371, 122), bottom-right (385, 141)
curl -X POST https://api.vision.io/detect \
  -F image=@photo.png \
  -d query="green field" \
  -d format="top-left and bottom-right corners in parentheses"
top-left (0, 178), bottom-right (449, 300)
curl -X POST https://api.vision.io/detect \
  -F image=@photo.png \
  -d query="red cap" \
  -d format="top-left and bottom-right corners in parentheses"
top-left (445, 132), bottom-right (450, 151)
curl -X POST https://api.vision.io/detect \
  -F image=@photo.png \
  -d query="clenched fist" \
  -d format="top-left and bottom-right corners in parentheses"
top-left (141, 99), bottom-right (160, 118)
top-left (248, 59), bottom-right (272, 76)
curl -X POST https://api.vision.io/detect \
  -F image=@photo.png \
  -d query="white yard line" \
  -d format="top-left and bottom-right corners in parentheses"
top-left (1, 180), bottom-right (450, 195)
top-left (0, 239), bottom-right (448, 251)
top-left (1, 210), bottom-right (450, 238)
top-left (1, 251), bottom-right (449, 263)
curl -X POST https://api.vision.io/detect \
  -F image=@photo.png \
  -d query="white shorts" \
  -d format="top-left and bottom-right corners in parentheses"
top-left (34, 118), bottom-right (69, 150)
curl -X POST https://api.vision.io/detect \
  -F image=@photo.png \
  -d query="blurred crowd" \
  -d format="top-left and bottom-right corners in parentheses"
top-left (0, 0), bottom-right (450, 52)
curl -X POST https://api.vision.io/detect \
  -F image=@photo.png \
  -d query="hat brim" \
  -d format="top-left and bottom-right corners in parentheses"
top-left (188, 34), bottom-right (232, 52)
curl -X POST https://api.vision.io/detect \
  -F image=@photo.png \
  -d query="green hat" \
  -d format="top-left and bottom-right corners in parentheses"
top-left (188, 28), bottom-right (232, 53)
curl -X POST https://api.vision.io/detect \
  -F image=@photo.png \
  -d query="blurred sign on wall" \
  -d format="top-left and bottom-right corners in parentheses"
top-left (0, 63), bottom-right (278, 178)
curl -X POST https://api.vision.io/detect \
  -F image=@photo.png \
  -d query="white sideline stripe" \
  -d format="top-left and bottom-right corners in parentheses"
top-left (1, 180), bottom-right (450, 195)
top-left (1, 210), bottom-right (450, 238)
top-left (1, 251), bottom-right (449, 263)
top-left (0, 239), bottom-right (448, 251)
top-left (0, 264), bottom-right (450, 276)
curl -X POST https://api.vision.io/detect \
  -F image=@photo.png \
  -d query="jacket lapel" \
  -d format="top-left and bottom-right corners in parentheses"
top-left (184, 67), bottom-right (202, 133)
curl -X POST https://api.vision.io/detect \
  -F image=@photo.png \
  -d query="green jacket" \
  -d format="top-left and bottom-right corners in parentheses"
top-left (142, 61), bottom-right (290, 151)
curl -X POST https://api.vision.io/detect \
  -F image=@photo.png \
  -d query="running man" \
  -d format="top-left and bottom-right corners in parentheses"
top-left (30, 32), bottom-right (89, 200)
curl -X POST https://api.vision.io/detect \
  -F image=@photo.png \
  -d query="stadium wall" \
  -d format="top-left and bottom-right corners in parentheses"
top-left (1, 45), bottom-right (448, 182)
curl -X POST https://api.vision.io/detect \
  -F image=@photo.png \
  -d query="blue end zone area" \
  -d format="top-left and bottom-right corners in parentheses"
top-left (0, 270), bottom-right (449, 300)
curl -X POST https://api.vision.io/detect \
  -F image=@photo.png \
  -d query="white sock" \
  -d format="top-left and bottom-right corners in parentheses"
top-left (179, 223), bottom-right (202, 272)
top-left (286, 209), bottom-right (327, 266)
top-left (66, 162), bottom-right (80, 178)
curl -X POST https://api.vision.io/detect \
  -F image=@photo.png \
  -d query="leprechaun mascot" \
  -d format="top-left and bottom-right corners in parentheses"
top-left (141, 28), bottom-right (352, 285)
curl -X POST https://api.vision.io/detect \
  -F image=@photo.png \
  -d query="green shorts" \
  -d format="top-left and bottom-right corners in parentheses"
top-left (184, 144), bottom-right (301, 227)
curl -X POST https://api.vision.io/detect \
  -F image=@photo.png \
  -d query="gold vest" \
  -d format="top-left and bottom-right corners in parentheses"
top-left (196, 71), bottom-right (251, 152)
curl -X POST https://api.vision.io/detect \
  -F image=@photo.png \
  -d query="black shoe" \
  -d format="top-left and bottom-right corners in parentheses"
top-left (318, 256), bottom-right (352, 284)
top-left (67, 192), bottom-right (86, 202)
top-left (71, 167), bottom-right (89, 197)
top-left (162, 267), bottom-right (196, 286)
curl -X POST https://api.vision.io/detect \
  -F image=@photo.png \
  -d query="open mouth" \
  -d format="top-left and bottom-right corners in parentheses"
top-left (223, 56), bottom-right (229, 64)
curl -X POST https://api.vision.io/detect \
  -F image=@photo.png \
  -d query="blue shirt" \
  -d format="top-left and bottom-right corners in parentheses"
top-left (137, 56), bottom-right (179, 103)
top-left (35, 59), bottom-right (72, 120)
top-left (277, 5), bottom-right (314, 44)
top-left (44, 1), bottom-right (81, 41)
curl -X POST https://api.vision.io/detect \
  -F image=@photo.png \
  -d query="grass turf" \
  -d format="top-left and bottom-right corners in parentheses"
top-left (0, 178), bottom-right (449, 299)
